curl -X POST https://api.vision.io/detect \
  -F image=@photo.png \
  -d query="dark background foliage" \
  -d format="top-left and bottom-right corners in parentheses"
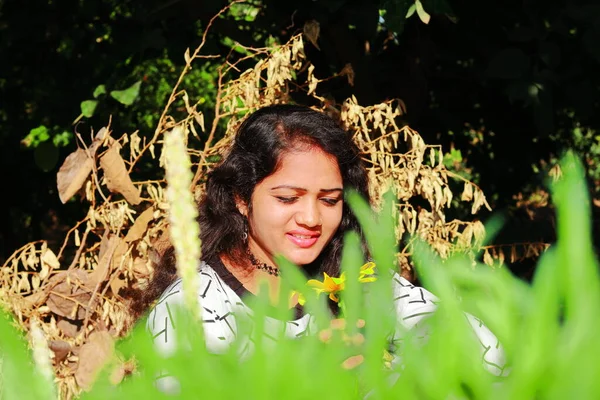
top-left (1, 0), bottom-right (598, 280)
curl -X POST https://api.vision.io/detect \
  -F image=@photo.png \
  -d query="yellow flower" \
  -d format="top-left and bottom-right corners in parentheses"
top-left (294, 263), bottom-right (377, 306)
top-left (383, 349), bottom-right (394, 369)
top-left (307, 272), bottom-right (346, 302)
top-left (358, 262), bottom-right (377, 283)
top-left (290, 290), bottom-right (306, 306)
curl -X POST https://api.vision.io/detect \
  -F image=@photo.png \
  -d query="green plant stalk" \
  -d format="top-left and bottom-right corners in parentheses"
top-left (0, 314), bottom-right (56, 399)
top-left (163, 125), bottom-right (201, 318)
top-left (29, 319), bottom-right (57, 399)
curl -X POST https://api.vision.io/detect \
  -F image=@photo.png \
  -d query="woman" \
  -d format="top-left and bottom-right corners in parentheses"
top-left (130, 104), bottom-right (505, 384)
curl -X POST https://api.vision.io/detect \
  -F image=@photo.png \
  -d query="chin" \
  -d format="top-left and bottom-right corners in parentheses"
top-left (285, 251), bottom-right (320, 267)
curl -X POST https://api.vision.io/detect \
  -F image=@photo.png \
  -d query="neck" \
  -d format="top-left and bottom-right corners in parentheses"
top-left (219, 254), bottom-right (282, 304)
top-left (247, 248), bottom-right (280, 277)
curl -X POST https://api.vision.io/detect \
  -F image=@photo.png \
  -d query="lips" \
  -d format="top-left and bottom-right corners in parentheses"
top-left (286, 231), bottom-right (320, 248)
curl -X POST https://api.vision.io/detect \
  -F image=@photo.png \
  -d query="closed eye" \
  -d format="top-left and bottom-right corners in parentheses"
top-left (275, 196), bottom-right (298, 204)
top-left (321, 197), bottom-right (342, 206)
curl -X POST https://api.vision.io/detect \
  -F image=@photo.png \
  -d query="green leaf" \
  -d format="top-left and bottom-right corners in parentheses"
top-left (338, 231), bottom-right (364, 329)
top-left (22, 125), bottom-right (50, 148)
top-left (29, 125), bottom-right (50, 142)
top-left (53, 130), bottom-right (73, 147)
top-left (93, 84), bottom-right (107, 98)
top-left (80, 99), bottom-right (98, 118)
top-left (552, 152), bottom-right (600, 328)
top-left (110, 80), bottom-right (142, 106)
top-left (220, 36), bottom-right (253, 56)
top-left (415, 0), bottom-right (431, 24)
top-left (405, 3), bottom-right (416, 18)
top-left (346, 189), bottom-right (397, 270)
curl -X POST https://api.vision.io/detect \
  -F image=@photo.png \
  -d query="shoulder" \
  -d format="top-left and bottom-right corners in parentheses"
top-left (391, 273), bottom-right (439, 303)
top-left (391, 273), bottom-right (439, 329)
top-left (147, 261), bottom-right (234, 326)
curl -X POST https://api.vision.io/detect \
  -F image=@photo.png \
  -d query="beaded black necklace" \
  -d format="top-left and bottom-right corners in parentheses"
top-left (247, 249), bottom-right (280, 277)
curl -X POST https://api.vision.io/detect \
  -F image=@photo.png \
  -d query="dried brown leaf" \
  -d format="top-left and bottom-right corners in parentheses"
top-left (40, 248), bottom-right (59, 280)
top-left (471, 221), bottom-right (486, 246)
top-left (57, 149), bottom-right (95, 204)
top-left (99, 143), bottom-right (141, 205)
top-left (32, 274), bottom-right (41, 291)
top-left (41, 247), bottom-right (60, 269)
top-left (18, 272), bottom-right (31, 292)
top-left (50, 340), bottom-right (72, 363)
top-left (303, 20), bottom-right (320, 50)
top-left (47, 270), bottom-right (93, 320)
top-left (483, 249), bottom-right (493, 266)
top-left (498, 248), bottom-right (505, 266)
top-left (56, 130), bottom-right (106, 204)
top-left (338, 63), bottom-right (355, 87)
top-left (510, 245), bottom-right (518, 263)
top-left (429, 148), bottom-right (435, 167)
top-left (461, 182), bottom-right (473, 202)
top-left (109, 358), bottom-right (136, 385)
top-left (124, 207), bottom-right (154, 243)
top-left (75, 330), bottom-right (115, 391)
top-left (109, 276), bottom-right (128, 297)
top-left (459, 224), bottom-right (473, 248)
top-left (23, 289), bottom-right (49, 308)
top-left (307, 64), bottom-right (319, 95)
top-left (92, 234), bottom-right (124, 284)
top-left (57, 318), bottom-right (81, 338)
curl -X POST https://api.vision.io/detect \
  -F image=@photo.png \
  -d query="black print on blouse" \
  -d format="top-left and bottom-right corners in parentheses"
top-left (149, 263), bottom-right (506, 378)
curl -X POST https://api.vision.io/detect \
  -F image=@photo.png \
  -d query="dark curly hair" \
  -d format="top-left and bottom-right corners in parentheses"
top-left (128, 104), bottom-right (370, 319)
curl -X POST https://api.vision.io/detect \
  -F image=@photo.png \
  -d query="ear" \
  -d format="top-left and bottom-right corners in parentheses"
top-left (235, 196), bottom-right (248, 217)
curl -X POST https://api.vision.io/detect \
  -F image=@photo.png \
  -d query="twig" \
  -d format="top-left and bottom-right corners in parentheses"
top-left (128, 1), bottom-right (244, 173)
top-left (65, 228), bottom-right (90, 271)
top-left (286, 9), bottom-right (298, 30)
top-left (480, 242), bottom-right (551, 250)
top-left (80, 239), bottom-right (119, 339)
top-left (1, 241), bottom-right (45, 269)
top-left (191, 67), bottom-right (226, 188)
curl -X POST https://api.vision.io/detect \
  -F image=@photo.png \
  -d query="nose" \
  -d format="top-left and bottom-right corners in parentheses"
top-left (295, 199), bottom-right (322, 227)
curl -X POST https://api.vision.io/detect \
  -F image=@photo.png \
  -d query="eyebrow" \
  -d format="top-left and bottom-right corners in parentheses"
top-left (270, 185), bottom-right (343, 193)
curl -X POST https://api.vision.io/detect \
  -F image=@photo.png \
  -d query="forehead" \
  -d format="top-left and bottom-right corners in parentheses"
top-left (261, 148), bottom-right (343, 188)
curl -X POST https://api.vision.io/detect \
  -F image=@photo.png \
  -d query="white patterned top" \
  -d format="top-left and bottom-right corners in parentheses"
top-left (148, 257), bottom-right (506, 390)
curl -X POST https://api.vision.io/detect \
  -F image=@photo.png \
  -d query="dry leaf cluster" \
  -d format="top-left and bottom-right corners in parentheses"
top-left (0, 20), bottom-right (548, 399)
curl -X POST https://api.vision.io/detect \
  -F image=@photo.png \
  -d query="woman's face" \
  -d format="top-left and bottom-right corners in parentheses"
top-left (241, 147), bottom-right (344, 268)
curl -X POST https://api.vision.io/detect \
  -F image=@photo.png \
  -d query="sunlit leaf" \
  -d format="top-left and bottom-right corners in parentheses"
top-left (80, 100), bottom-right (98, 118)
top-left (93, 84), bottom-right (107, 98)
top-left (22, 125), bottom-right (50, 148)
top-left (110, 81), bottom-right (142, 106)
top-left (415, 0), bottom-right (430, 24)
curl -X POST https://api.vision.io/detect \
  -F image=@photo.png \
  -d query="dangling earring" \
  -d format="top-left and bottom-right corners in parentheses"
top-left (237, 201), bottom-right (249, 243)
top-left (242, 218), bottom-right (248, 243)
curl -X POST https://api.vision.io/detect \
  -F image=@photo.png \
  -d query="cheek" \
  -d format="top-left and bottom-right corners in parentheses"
top-left (250, 203), bottom-right (292, 232)
top-left (324, 207), bottom-right (344, 231)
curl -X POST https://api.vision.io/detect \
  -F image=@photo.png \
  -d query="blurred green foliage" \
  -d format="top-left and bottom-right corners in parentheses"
top-left (1, 151), bottom-right (599, 399)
